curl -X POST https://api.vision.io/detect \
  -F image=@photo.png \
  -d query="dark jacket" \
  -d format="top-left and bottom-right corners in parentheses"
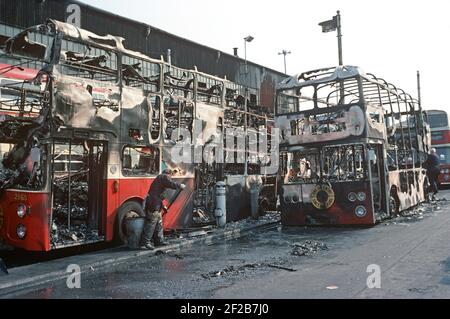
top-left (424, 153), bottom-right (440, 176)
top-left (145, 173), bottom-right (182, 211)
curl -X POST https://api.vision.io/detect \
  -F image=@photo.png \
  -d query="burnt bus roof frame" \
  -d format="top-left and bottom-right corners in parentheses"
top-left (276, 66), bottom-right (421, 116)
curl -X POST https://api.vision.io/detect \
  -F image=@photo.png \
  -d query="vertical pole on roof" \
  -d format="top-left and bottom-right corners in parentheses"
top-left (417, 70), bottom-right (422, 109)
top-left (337, 11), bottom-right (345, 104)
top-left (337, 10), bottom-right (343, 66)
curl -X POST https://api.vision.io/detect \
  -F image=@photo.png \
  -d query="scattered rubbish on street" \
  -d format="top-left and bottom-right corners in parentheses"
top-left (267, 264), bottom-right (297, 272)
top-left (201, 257), bottom-right (298, 279)
top-left (291, 240), bottom-right (328, 256)
top-left (384, 197), bottom-right (449, 226)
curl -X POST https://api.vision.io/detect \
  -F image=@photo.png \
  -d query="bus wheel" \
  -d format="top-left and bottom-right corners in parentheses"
top-left (389, 194), bottom-right (399, 217)
top-left (114, 201), bottom-right (144, 245)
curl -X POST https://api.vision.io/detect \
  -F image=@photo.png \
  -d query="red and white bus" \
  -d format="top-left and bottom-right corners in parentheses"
top-left (426, 109), bottom-right (450, 185)
top-left (0, 20), bottom-right (273, 251)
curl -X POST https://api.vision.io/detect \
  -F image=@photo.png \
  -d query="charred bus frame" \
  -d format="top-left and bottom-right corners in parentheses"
top-left (276, 66), bottom-right (430, 225)
top-left (0, 20), bottom-right (274, 251)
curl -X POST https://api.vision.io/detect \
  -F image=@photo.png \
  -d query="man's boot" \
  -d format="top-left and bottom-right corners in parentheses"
top-left (140, 216), bottom-right (157, 250)
top-left (152, 213), bottom-right (166, 247)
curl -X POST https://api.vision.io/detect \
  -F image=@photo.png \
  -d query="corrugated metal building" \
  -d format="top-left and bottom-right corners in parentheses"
top-left (0, 0), bottom-right (286, 112)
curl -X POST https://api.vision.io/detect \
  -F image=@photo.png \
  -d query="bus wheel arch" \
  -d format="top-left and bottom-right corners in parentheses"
top-left (114, 199), bottom-right (144, 244)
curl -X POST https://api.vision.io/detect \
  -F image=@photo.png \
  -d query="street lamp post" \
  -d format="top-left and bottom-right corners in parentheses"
top-left (336, 10), bottom-right (343, 66)
top-left (319, 10), bottom-right (344, 102)
top-left (278, 50), bottom-right (291, 74)
top-left (243, 35), bottom-right (253, 177)
top-left (244, 35), bottom-right (254, 73)
top-left (319, 10), bottom-right (343, 66)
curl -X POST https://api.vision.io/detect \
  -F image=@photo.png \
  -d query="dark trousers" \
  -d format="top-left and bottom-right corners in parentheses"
top-left (428, 172), bottom-right (439, 195)
top-left (140, 210), bottom-right (164, 245)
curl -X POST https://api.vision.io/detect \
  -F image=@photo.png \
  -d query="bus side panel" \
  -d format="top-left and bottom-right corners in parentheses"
top-left (106, 177), bottom-right (194, 239)
top-left (0, 191), bottom-right (50, 251)
top-left (104, 177), bottom-right (150, 241)
top-left (388, 169), bottom-right (426, 212)
top-left (105, 178), bottom-right (121, 241)
top-left (163, 178), bottom-right (194, 230)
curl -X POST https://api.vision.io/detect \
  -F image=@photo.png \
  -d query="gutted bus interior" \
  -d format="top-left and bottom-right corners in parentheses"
top-left (0, 20), bottom-right (277, 250)
top-left (277, 66), bottom-right (430, 225)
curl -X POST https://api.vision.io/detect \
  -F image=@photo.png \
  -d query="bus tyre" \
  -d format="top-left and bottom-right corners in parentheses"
top-left (114, 201), bottom-right (144, 245)
top-left (389, 194), bottom-right (399, 217)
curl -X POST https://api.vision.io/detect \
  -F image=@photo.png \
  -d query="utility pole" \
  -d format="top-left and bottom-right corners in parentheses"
top-left (244, 35), bottom-right (254, 74)
top-left (319, 10), bottom-right (343, 66)
top-left (417, 70), bottom-right (422, 108)
top-left (278, 50), bottom-right (291, 74)
top-left (336, 10), bottom-right (343, 66)
top-left (319, 10), bottom-right (344, 102)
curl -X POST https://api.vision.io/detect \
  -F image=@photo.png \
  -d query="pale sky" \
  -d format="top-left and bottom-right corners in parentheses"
top-left (80, 0), bottom-right (450, 111)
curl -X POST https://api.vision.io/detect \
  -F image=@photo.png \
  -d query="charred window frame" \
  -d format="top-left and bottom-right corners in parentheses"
top-left (277, 77), bottom-right (362, 115)
top-left (0, 142), bottom-right (47, 191)
top-left (285, 144), bottom-right (366, 184)
top-left (52, 142), bottom-right (88, 176)
top-left (162, 66), bottom-right (194, 143)
top-left (163, 65), bottom-right (194, 99)
top-left (122, 145), bottom-right (160, 176)
top-left (276, 89), bottom-right (299, 115)
top-left (121, 55), bottom-right (160, 93)
top-left (0, 77), bottom-right (46, 114)
top-left (0, 23), bottom-right (54, 73)
top-left (196, 74), bottom-right (223, 106)
top-left (225, 82), bottom-right (246, 109)
top-left (163, 96), bottom-right (194, 142)
top-left (58, 39), bottom-right (118, 83)
top-left (148, 95), bottom-right (161, 142)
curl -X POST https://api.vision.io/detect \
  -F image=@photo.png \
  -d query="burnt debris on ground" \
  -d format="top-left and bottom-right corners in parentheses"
top-left (384, 197), bottom-right (447, 226)
top-left (200, 258), bottom-right (292, 279)
top-left (290, 240), bottom-right (328, 256)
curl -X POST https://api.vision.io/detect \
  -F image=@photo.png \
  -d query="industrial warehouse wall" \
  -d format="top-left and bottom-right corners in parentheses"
top-left (0, 0), bottom-right (286, 112)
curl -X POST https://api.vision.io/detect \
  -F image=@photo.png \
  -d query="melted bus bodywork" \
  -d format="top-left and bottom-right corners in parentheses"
top-left (0, 20), bottom-right (274, 251)
top-left (276, 66), bottom-right (430, 225)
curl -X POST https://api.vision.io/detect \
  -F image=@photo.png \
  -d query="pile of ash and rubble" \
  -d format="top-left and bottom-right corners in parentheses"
top-left (50, 171), bottom-right (100, 246)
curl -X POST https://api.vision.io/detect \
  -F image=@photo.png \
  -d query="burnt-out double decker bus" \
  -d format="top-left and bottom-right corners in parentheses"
top-left (0, 20), bottom-right (273, 251)
top-left (276, 66), bottom-right (430, 226)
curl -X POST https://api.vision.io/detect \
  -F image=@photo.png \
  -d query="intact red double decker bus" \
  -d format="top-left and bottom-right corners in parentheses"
top-left (425, 110), bottom-right (450, 185)
top-left (0, 20), bottom-right (273, 251)
top-left (276, 66), bottom-right (430, 226)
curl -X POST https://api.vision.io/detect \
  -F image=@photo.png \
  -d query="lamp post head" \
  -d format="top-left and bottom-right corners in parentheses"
top-left (244, 35), bottom-right (254, 42)
top-left (278, 50), bottom-right (291, 55)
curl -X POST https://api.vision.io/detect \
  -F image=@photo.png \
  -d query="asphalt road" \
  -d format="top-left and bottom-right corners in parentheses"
top-left (5, 190), bottom-right (450, 299)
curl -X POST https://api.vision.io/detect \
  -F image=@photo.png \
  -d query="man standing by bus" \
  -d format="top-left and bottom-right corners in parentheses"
top-left (424, 148), bottom-right (441, 200)
top-left (140, 169), bottom-right (185, 250)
